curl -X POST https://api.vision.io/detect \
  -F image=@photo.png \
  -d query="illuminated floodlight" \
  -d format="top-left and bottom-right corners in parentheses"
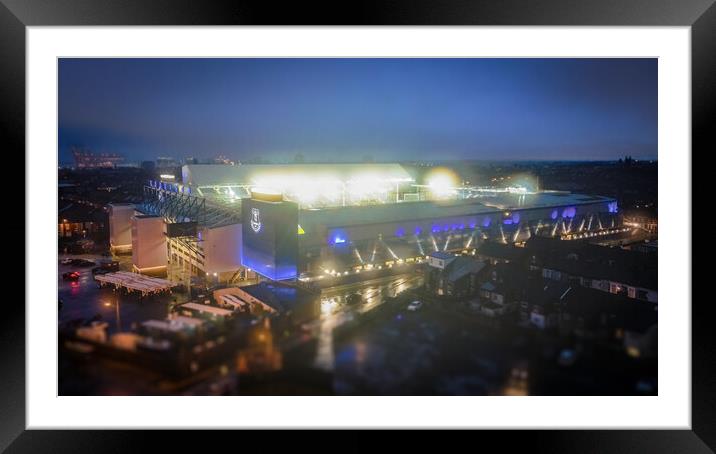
top-left (354, 247), bottom-right (364, 264)
top-left (425, 167), bottom-right (459, 198)
top-left (246, 166), bottom-right (414, 208)
top-left (443, 235), bottom-right (451, 251)
top-left (415, 235), bottom-right (425, 255)
top-left (383, 241), bottom-right (399, 260)
top-left (430, 235), bottom-right (439, 251)
top-left (512, 225), bottom-right (521, 242)
top-left (465, 234), bottom-right (474, 249)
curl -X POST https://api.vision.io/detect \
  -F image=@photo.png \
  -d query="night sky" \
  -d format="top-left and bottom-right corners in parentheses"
top-left (58, 58), bottom-right (657, 164)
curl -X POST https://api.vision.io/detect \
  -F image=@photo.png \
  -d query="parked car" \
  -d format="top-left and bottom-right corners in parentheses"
top-left (407, 300), bottom-right (423, 311)
top-left (346, 293), bottom-right (363, 305)
top-left (71, 259), bottom-right (95, 267)
top-left (92, 261), bottom-right (119, 274)
top-left (62, 271), bottom-right (81, 281)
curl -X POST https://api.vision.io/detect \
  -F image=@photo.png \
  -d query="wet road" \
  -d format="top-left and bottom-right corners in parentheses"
top-left (313, 272), bottom-right (423, 371)
top-left (58, 254), bottom-right (188, 334)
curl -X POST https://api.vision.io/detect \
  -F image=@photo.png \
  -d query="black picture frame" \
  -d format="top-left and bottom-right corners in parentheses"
top-left (3, 0), bottom-right (707, 450)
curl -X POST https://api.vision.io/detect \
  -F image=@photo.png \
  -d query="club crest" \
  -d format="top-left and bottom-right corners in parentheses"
top-left (250, 207), bottom-right (262, 233)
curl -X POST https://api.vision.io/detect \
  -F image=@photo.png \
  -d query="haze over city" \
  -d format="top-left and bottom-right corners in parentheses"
top-left (57, 57), bottom-right (659, 398)
top-left (59, 58), bottom-right (657, 164)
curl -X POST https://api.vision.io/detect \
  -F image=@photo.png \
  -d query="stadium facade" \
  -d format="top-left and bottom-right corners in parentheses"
top-left (112, 163), bottom-right (620, 282)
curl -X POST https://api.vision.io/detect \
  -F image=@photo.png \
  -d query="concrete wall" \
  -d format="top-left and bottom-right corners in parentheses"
top-left (131, 215), bottom-right (167, 271)
top-left (203, 223), bottom-right (242, 275)
top-left (108, 203), bottom-right (135, 250)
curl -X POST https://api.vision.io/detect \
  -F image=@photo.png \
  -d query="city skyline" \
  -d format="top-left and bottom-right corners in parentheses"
top-left (58, 58), bottom-right (657, 164)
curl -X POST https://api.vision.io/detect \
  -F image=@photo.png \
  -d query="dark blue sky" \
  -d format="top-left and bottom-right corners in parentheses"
top-left (58, 58), bottom-right (657, 163)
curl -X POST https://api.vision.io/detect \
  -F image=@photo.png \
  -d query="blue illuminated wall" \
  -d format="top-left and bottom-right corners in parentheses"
top-left (241, 199), bottom-right (299, 280)
top-left (328, 228), bottom-right (349, 246)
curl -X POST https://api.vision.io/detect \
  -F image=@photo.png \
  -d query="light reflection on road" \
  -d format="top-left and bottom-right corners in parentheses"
top-left (313, 273), bottom-right (422, 371)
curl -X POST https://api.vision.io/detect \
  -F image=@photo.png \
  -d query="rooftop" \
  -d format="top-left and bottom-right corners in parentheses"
top-left (477, 241), bottom-right (528, 262)
top-left (180, 302), bottom-right (234, 317)
top-left (445, 257), bottom-right (487, 282)
top-left (429, 251), bottom-right (455, 260)
top-left (298, 191), bottom-right (613, 230)
top-left (239, 281), bottom-right (319, 313)
top-left (525, 236), bottom-right (658, 290)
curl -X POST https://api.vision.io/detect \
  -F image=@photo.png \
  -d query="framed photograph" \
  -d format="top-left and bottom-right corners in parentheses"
top-left (4, 0), bottom-right (708, 450)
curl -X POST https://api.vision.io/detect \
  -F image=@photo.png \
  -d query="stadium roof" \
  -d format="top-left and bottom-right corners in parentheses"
top-left (181, 163), bottom-right (413, 187)
top-left (298, 192), bottom-right (614, 230)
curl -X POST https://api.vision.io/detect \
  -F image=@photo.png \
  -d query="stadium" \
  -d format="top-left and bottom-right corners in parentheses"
top-left (109, 163), bottom-right (620, 282)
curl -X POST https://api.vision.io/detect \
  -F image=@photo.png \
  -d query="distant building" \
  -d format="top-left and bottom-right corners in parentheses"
top-left (156, 157), bottom-right (178, 168)
top-left (72, 147), bottom-right (124, 169)
top-left (58, 201), bottom-right (106, 239)
top-left (141, 161), bottom-right (156, 173)
top-left (213, 155), bottom-right (234, 165)
top-left (425, 251), bottom-right (488, 298)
